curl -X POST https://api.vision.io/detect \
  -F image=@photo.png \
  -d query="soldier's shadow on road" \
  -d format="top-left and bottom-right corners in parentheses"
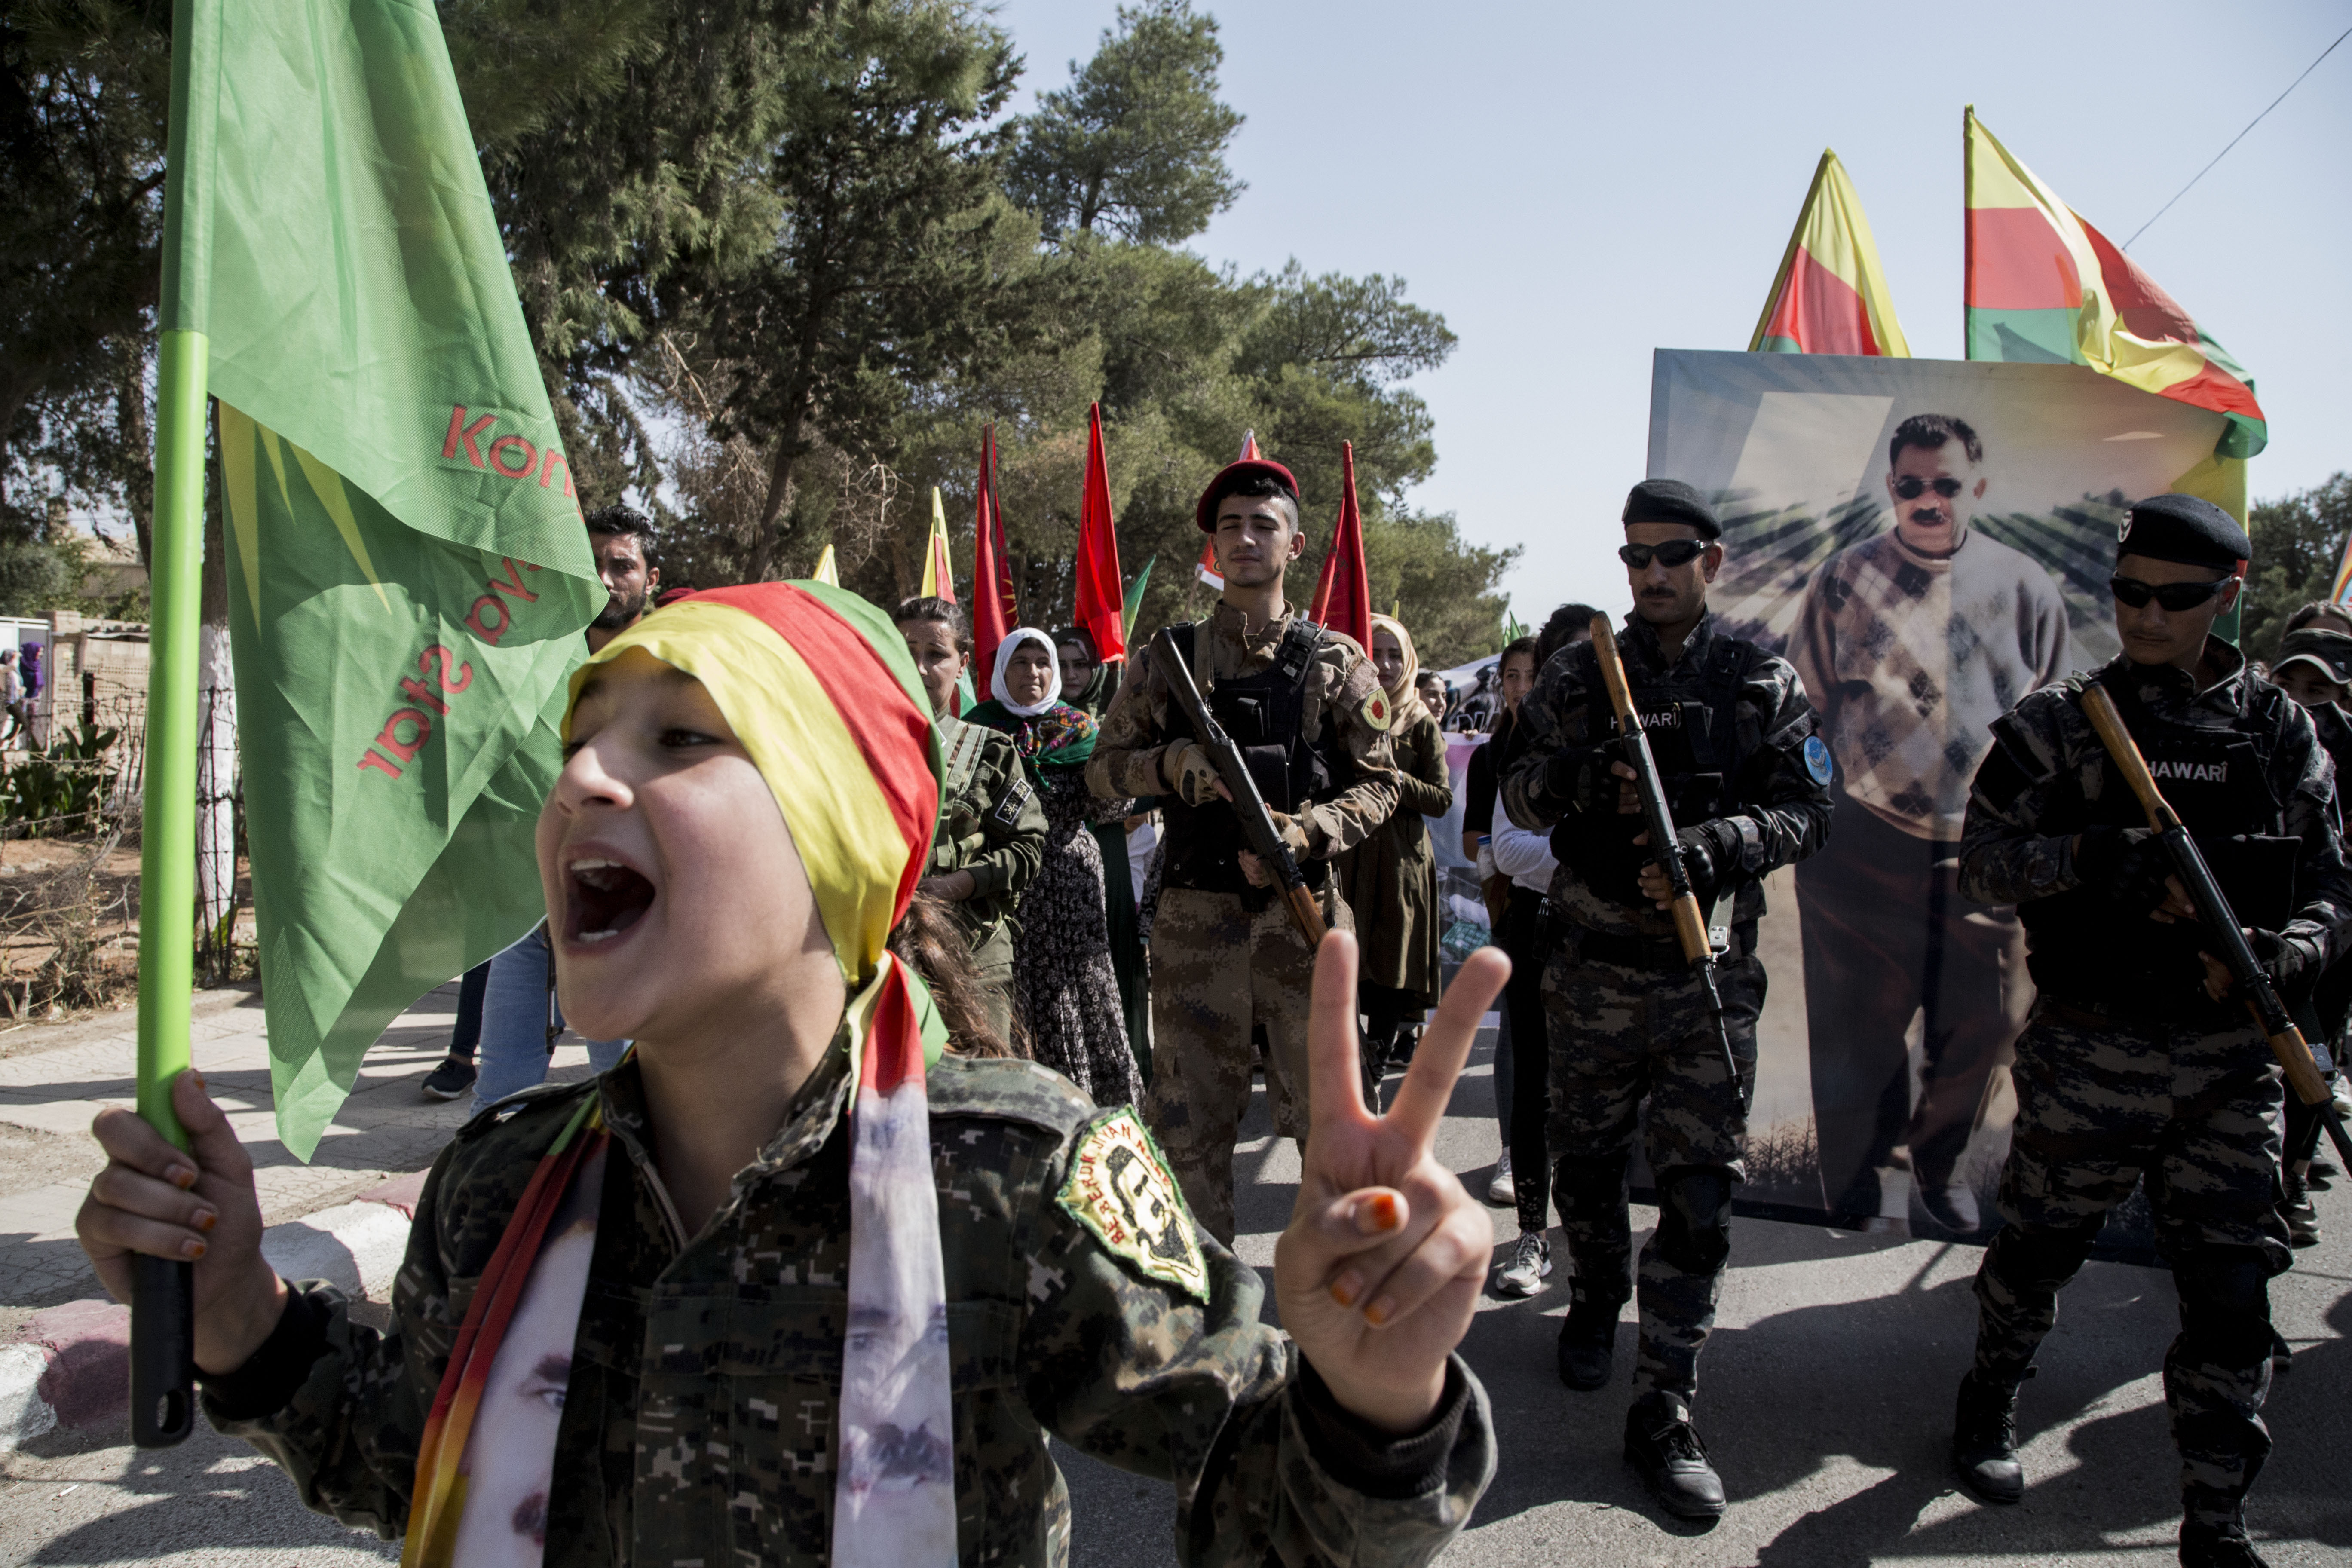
top-left (1457, 1216), bottom-right (2290, 1560)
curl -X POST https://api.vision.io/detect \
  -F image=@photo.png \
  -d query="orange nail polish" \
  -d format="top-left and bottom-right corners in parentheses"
top-left (1364, 1297), bottom-right (1395, 1327)
top-left (193, 1209), bottom-right (217, 1233)
top-left (167, 1166), bottom-right (197, 1191)
top-left (1329, 1271), bottom-right (1363, 1309)
top-left (182, 1238), bottom-right (207, 1260)
top-left (1368, 1193), bottom-right (1400, 1231)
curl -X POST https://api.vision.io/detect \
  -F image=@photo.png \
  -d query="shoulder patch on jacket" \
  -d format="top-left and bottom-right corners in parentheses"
top-left (1362, 686), bottom-right (1393, 732)
top-left (1055, 1107), bottom-right (1209, 1303)
top-left (927, 1054), bottom-right (1096, 1138)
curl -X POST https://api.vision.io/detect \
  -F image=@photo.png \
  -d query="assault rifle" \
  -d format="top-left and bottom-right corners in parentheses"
top-left (1152, 628), bottom-right (1329, 946)
top-left (1589, 615), bottom-right (1740, 1080)
top-left (2080, 683), bottom-right (2352, 1167)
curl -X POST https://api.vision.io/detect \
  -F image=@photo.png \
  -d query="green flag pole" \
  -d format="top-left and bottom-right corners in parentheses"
top-left (132, 0), bottom-right (217, 1448)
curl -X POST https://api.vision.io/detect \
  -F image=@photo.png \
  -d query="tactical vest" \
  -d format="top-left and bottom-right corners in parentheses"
top-left (1553, 631), bottom-right (1763, 909)
top-left (2020, 674), bottom-right (2299, 1017)
top-left (1159, 617), bottom-right (1355, 898)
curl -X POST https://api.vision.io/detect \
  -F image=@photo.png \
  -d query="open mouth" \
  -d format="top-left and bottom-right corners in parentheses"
top-left (568, 857), bottom-right (655, 945)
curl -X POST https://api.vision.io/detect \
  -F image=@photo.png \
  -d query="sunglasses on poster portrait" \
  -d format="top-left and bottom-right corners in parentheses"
top-left (1892, 475), bottom-right (1966, 501)
top-left (2109, 575), bottom-right (2238, 611)
top-left (1617, 540), bottom-right (1710, 570)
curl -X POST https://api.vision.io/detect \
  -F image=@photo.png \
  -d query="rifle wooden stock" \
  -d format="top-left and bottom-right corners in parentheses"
top-left (1589, 615), bottom-right (1737, 1075)
top-left (2079, 683), bottom-right (2334, 1107)
top-left (1151, 628), bottom-right (1329, 946)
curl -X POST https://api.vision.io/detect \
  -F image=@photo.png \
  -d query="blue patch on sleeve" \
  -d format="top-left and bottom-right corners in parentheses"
top-left (1803, 734), bottom-right (1833, 785)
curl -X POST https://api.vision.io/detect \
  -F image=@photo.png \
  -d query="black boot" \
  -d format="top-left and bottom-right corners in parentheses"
top-left (1623, 1390), bottom-right (1726, 1519)
top-left (2179, 1520), bottom-right (2271, 1567)
top-left (1951, 1369), bottom-right (2025, 1504)
top-left (1556, 1295), bottom-right (1623, 1391)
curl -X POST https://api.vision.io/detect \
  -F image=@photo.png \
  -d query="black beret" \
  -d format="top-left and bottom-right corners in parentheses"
top-left (2115, 493), bottom-right (2249, 569)
top-left (1623, 478), bottom-right (1720, 539)
top-left (2276, 628), bottom-right (2352, 688)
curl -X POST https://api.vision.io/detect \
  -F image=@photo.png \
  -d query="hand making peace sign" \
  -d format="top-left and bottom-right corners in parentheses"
top-left (1273, 932), bottom-right (1509, 1432)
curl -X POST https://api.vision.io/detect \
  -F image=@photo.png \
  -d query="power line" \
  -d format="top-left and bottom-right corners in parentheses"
top-left (2122, 22), bottom-right (2352, 251)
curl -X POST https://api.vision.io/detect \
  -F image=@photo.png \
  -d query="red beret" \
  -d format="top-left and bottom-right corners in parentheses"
top-left (1194, 457), bottom-right (1302, 533)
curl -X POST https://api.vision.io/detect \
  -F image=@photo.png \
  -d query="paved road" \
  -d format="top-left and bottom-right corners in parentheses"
top-left (2, 1014), bottom-right (2346, 1565)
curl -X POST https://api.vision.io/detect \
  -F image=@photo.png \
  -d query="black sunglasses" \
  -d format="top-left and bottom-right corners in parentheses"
top-left (1892, 475), bottom-right (1966, 500)
top-left (1617, 539), bottom-right (1710, 570)
top-left (2109, 574), bottom-right (2235, 611)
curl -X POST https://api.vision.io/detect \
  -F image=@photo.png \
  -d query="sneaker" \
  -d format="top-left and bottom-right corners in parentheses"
top-left (1951, 1370), bottom-right (2024, 1504)
top-left (2282, 1171), bottom-right (2321, 1248)
top-left (1486, 1151), bottom-right (1515, 1206)
top-left (2179, 1521), bottom-right (2271, 1567)
top-left (1491, 1231), bottom-right (1551, 1298)
top-left (421, 1054), bottom-right (478, 1100)
top-left (1623, 1391), bottom-right (1726, 1518)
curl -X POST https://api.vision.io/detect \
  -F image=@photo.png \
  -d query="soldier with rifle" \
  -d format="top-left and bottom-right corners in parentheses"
top-left (1502, 479), bottom-right (1831, 1519)
top-left (1088, 454), bottom-right (1400, 1243)
top-left (1950, 493), bottom-right (2352, 1568)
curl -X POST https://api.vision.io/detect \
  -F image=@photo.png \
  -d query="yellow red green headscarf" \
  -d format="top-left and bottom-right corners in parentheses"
top-left (568, 580), bottom-right (943, 994)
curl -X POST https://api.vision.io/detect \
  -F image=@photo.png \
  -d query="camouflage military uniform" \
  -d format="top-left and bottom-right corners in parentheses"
top-left (933, 713), bottom-right (1048, 1044)
top-left (199, 1048), bottom-right (1495, 1566)
top-left (1502, 610), bottom-right (1831, 1399)
top-left (1089, 601), bottom-right (1398, 1243)
top-left (1957, 642), bottom-right (2352, 1533)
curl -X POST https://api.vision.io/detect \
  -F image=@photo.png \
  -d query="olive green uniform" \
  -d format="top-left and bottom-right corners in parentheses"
top-left (200, 1048), bottom-right (1496, 1566)
top-left (934, 712), bottom-right (1048, 1042)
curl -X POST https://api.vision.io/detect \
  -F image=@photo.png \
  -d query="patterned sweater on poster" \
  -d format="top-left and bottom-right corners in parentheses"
top-left (1790, 528), bottom-right (2070, 843)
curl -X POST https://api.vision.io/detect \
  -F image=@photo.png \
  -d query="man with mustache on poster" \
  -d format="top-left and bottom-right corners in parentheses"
top-left (1789, 414), bottom-right (2071, 1232)
top-left (1951, 494), bottom-right (2351, 1568)
top-left (1503, 479), bottom-right (1832, 1520)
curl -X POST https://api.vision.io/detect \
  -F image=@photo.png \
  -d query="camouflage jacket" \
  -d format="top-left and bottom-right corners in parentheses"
top-left (1086, 600), bottom-right (1399, 861)
top-left (1501, 609), bottom-right (1832, 938)
top-left (1959, 642), bottom-right (2352, 1013)
top-left (934, 713), bottom-right (1049, 943)
top-left (202, 1050), bottom-right (1494, 1568)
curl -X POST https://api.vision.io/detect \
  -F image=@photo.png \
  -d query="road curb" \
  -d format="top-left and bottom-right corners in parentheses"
top-left (1, 1175), bottom-right (423, 1452)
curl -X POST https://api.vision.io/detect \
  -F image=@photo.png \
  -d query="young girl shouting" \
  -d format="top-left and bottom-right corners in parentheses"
top-left (77, 582), bottom-right (1502, 1567)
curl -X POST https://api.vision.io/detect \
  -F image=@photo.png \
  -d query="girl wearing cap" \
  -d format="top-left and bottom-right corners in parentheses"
top-left (966, 626), bottom-right (1142, 1107)
top-left (76, 582), bottom-right (1501, 1567)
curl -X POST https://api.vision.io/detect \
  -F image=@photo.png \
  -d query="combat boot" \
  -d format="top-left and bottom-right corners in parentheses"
top-left (1623, 1390), bottom-right (1725, 1519)
top-left (2179, 1520), bottom-right (2270, 1567)
top-left (1555, 1294), bottom-right (1622, 1391)
top-left (1951, 1369), bottom-right (2024, 1504)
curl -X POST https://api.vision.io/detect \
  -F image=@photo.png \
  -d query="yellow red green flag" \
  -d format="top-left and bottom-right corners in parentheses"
top-left (1750, 149), bottom-right (1909, 357)
top-left (1963, 107), bottom-right (2266, 460)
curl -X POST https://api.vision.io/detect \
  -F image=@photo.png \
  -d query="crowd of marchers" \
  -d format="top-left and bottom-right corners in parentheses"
top-left (73, 429), bottom-right (2347, 1568)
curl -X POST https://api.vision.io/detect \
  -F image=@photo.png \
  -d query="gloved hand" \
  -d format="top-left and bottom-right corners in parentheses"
top-left (2073, 825), bottom-right (2171, 915)
top-left (1673, 819), bottom-right (1745, 905)
top-left (1163, 741), bottom-right (1222, 807)
top-left (1545, 745), bottom-right (1620, 813)
top-left (1268, 808), bottom-right (1313, 860)
top-left (2249, 928), bottom-right (2321, 990)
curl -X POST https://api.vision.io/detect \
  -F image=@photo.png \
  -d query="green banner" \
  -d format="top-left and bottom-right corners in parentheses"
top-left (172, 0), bottom-right (599, 1155)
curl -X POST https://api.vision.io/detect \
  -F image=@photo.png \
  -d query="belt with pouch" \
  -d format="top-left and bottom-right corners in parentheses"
top-left (1570, 920), bottom-right (1754, 973)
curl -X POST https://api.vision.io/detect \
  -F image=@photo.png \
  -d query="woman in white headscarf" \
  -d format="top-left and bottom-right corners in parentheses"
top-left (1340, 614), bottom-right (1454, 1104)
top-left (965, 627), bottom-right (1142, 1106)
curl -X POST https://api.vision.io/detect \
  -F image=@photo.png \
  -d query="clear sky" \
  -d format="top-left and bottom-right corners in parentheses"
top-left (992, 0), bottom-right (2352, 619)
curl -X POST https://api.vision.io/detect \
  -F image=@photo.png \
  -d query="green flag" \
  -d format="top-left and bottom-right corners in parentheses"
top-left (168, 0), bottom-right (600, 1155)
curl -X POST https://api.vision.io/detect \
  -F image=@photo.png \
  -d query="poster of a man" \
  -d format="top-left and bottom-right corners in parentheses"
top-left (1788, 413), bottom-right (2070, 1230)
top-left (1645, 348), bottom-right (2249, 1243)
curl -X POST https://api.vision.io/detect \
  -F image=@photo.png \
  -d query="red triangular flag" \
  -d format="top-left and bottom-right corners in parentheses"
top-left (1073, 403), bottom-right (1127, 661)
top-left (1308, 442), bottom-right (1372, 651)
top-left (971, 424), bottom-right (1015, 680)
